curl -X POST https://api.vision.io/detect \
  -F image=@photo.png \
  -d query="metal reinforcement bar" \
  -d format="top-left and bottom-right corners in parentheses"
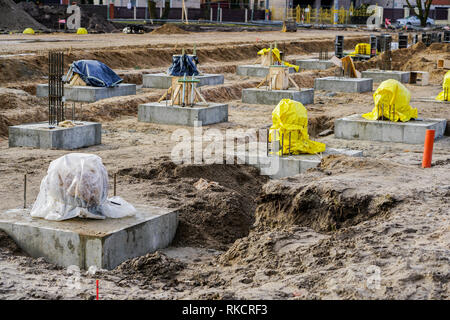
top-left (48, 51), bottom-right (65, 126)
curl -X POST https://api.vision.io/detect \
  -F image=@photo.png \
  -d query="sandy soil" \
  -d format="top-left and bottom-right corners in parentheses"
top-left (0, 30), bottom-right (449, 300)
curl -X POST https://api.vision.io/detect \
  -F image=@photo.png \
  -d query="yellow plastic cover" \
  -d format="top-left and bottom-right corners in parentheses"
top-left (257, 47), bottom-right (300, 72)
top-left (23, 28), bottom-right (35, 35)
top-left (362, 79), bottom-right (418, 122)
top-left (76, 27), bottom-right (88, 35)
top-left (269, 99), bottom-right (326, 155)
top-left (435, 70), bottom-right (450, 101)
top-left (348, 43), bottom-right (379, 56)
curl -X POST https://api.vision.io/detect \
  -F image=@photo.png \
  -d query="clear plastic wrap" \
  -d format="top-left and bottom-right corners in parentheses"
top-left (30, 153), bottom-right (136, 221)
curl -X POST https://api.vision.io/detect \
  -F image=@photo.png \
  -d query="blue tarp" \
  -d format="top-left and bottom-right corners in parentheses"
top-left (70, 60), bottom-right (123, 87)
top-left (167, 54), bottom-right (199, 77)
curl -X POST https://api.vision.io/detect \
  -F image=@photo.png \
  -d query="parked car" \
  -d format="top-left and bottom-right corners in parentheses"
top-left (395, 15), bottom-right (435, 28)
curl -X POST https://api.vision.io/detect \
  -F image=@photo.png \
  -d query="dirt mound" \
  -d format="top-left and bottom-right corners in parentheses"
top-left (0, 0), bottom-right (47, 32)
top-left (151, 23), bottom-right (188, 35)
top-left (0, 88), bottom-right (47, 137)
top-left (113, 252), bottom-right (185, 284)
top-left (254, 156), bottom-right (403, 232)
top-left (18, 2), bottom-right (116, 33)
top-left (0, 36), bottom-right (368, 85)
top-left (355, 42), bottom-right (450, 83)
top-left (118, 158), bottom-right (268, 250)
top-left (0, 230), bottom-right (24, 255)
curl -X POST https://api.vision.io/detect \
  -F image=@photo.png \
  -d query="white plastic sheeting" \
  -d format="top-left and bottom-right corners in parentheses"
top-left (30, 153), bottom-right (136, 221)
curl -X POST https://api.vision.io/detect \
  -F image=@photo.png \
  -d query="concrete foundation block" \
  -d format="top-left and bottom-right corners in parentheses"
top-left (296, 59), bottom-right (334, 70)
top-left (142, 73), bottom-right (224, 89)
top-left (138, 102), bottom-right (228, 126)
top-left (237, 64), bottom-right (295, 77)
top-left (232, 146), bottom-right (363, 179)
top-left (8, 121), bottom-right (101, 150)
top-left (361, 70), bottom-right (410, 83)
top-left (0, 206), bottom-right (178, 270)
top-left (314, 77), bottom-right (373, 93)
top-left (36, 84), bottom-right (136, 102)
top-left (242, 87), bottom-right (314, 105)
top-left (334, 114), bottom-right (447, 144)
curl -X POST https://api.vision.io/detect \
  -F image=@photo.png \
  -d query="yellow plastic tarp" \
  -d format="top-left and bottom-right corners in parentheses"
top-left (76, 27), bottom-right (88, 35)
top-left (269, 99), bottom-right (326, 155)
top-left (348, 43), bottom-right (380, 56)
top-left (257, 47), bottom-right (300, 72)
top-left (362, 79), bottom-right (418, 122)
top-left (348, 43), bottom-right (371, 56)
top-left (23, 28), bottom-right (35, 35)
top-left (435, 70), bottom-right (450, 101)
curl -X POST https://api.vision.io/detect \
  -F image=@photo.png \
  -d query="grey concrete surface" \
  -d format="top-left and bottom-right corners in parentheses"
top-left (236, 64), bottom-right (295, 77)
top-left (314, 77), bottom-right (373, 93)
top-left (138, 102), bottom-right (228, 126)
top-left (36, 84), bottom-right (136, 102)
top-left (295, 59), bottom-right (334, 70)
top-left (9, 121), bottom-right (101, 150)
top-left (361, 70), bottom-right (410, 83)
top-left (242, 87), bottom-right (314, 105)
top-left (142, 73), bottom-right (224, 89)
top-left (0, 206), bottom-right (178, 270)
top-left (334, 114), bottom-right (447, 144)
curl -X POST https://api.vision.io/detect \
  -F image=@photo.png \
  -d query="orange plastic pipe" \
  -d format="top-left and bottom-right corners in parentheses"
top-left (422, 129), bottom-right (435, 168)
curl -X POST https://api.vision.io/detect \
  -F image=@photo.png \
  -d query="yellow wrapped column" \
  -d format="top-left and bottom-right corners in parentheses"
top-left (269, 99), bottom-right (325, 155)
top-left (363, 79), bottom-right (418, 122)
top-left (435, 70), bottom-right (450, 101)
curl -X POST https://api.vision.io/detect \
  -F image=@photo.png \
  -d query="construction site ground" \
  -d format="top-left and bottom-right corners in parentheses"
top-left (0, 30), bottom-right (449, 300)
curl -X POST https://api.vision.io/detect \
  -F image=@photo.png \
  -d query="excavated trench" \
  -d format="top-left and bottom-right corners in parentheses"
top-left (114, 154), bottom-right (402, 253)
top-left (0, 36), bottom-right (368, 85)
top-left (254, 156), bottom-right (400, 233)
top-left (117, 158), bottom-right (268, 251)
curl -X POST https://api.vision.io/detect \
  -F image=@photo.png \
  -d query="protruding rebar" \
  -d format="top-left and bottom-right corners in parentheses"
top-left (289, 131), bottom-right (291, 155)
top-left (23, 174), bottom-right (27, 209)
top-left (114, 173), bottom-right (117, 197)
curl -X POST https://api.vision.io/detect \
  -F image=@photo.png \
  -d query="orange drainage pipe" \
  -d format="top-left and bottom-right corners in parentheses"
top-left (422, 129), bottom-right (435, 168)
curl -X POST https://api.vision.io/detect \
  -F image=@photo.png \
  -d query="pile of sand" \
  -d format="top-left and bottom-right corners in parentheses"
top-left (0, 230), bottom-right (24, 255)
top-left (113, 252), bottom-right (185, 285)
top-left (0, 0), bottom-right (47, 32)
top-left (355, 42), bottom-right (450, 83)
top-left (151, 23), bottom-right (188, 34)
top-left (0, 88), bottom-right (47, 138)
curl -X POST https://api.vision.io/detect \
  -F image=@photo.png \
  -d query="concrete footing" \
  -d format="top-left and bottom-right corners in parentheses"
top-left (334, 114), bottom-right (447, 144)
top-left (36, 84), bottom-right (136, 102)
top-left (237, 64), bottom-right (295, 77)
top-left (295, 59), bottom-right (334, 70)
top-left (242, 87), bottom-right (314, 105)
top-left (8, 121), bottom-right (101, 150)
top-left (314, 77), bottom-right (373, 93)
top-left (0, 206), bottom-right (178, 270)
top-left (142, 73), bottom-right (224, 89)
top-left (231, 146), bottom-right (362, 179)
top-left (138, 102), bottom-right (228, 126)
top-left (361, 70), bottom-right (410, 83)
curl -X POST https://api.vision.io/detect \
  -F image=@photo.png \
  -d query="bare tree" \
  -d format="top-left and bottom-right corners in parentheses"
top-left (404, 0), bottom-right (433, 27)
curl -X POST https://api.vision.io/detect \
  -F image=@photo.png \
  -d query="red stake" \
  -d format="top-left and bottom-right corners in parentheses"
top-left (422, 129), bottom-right (435, 168)
top-left (96, 279), bottom-right (99, 300)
